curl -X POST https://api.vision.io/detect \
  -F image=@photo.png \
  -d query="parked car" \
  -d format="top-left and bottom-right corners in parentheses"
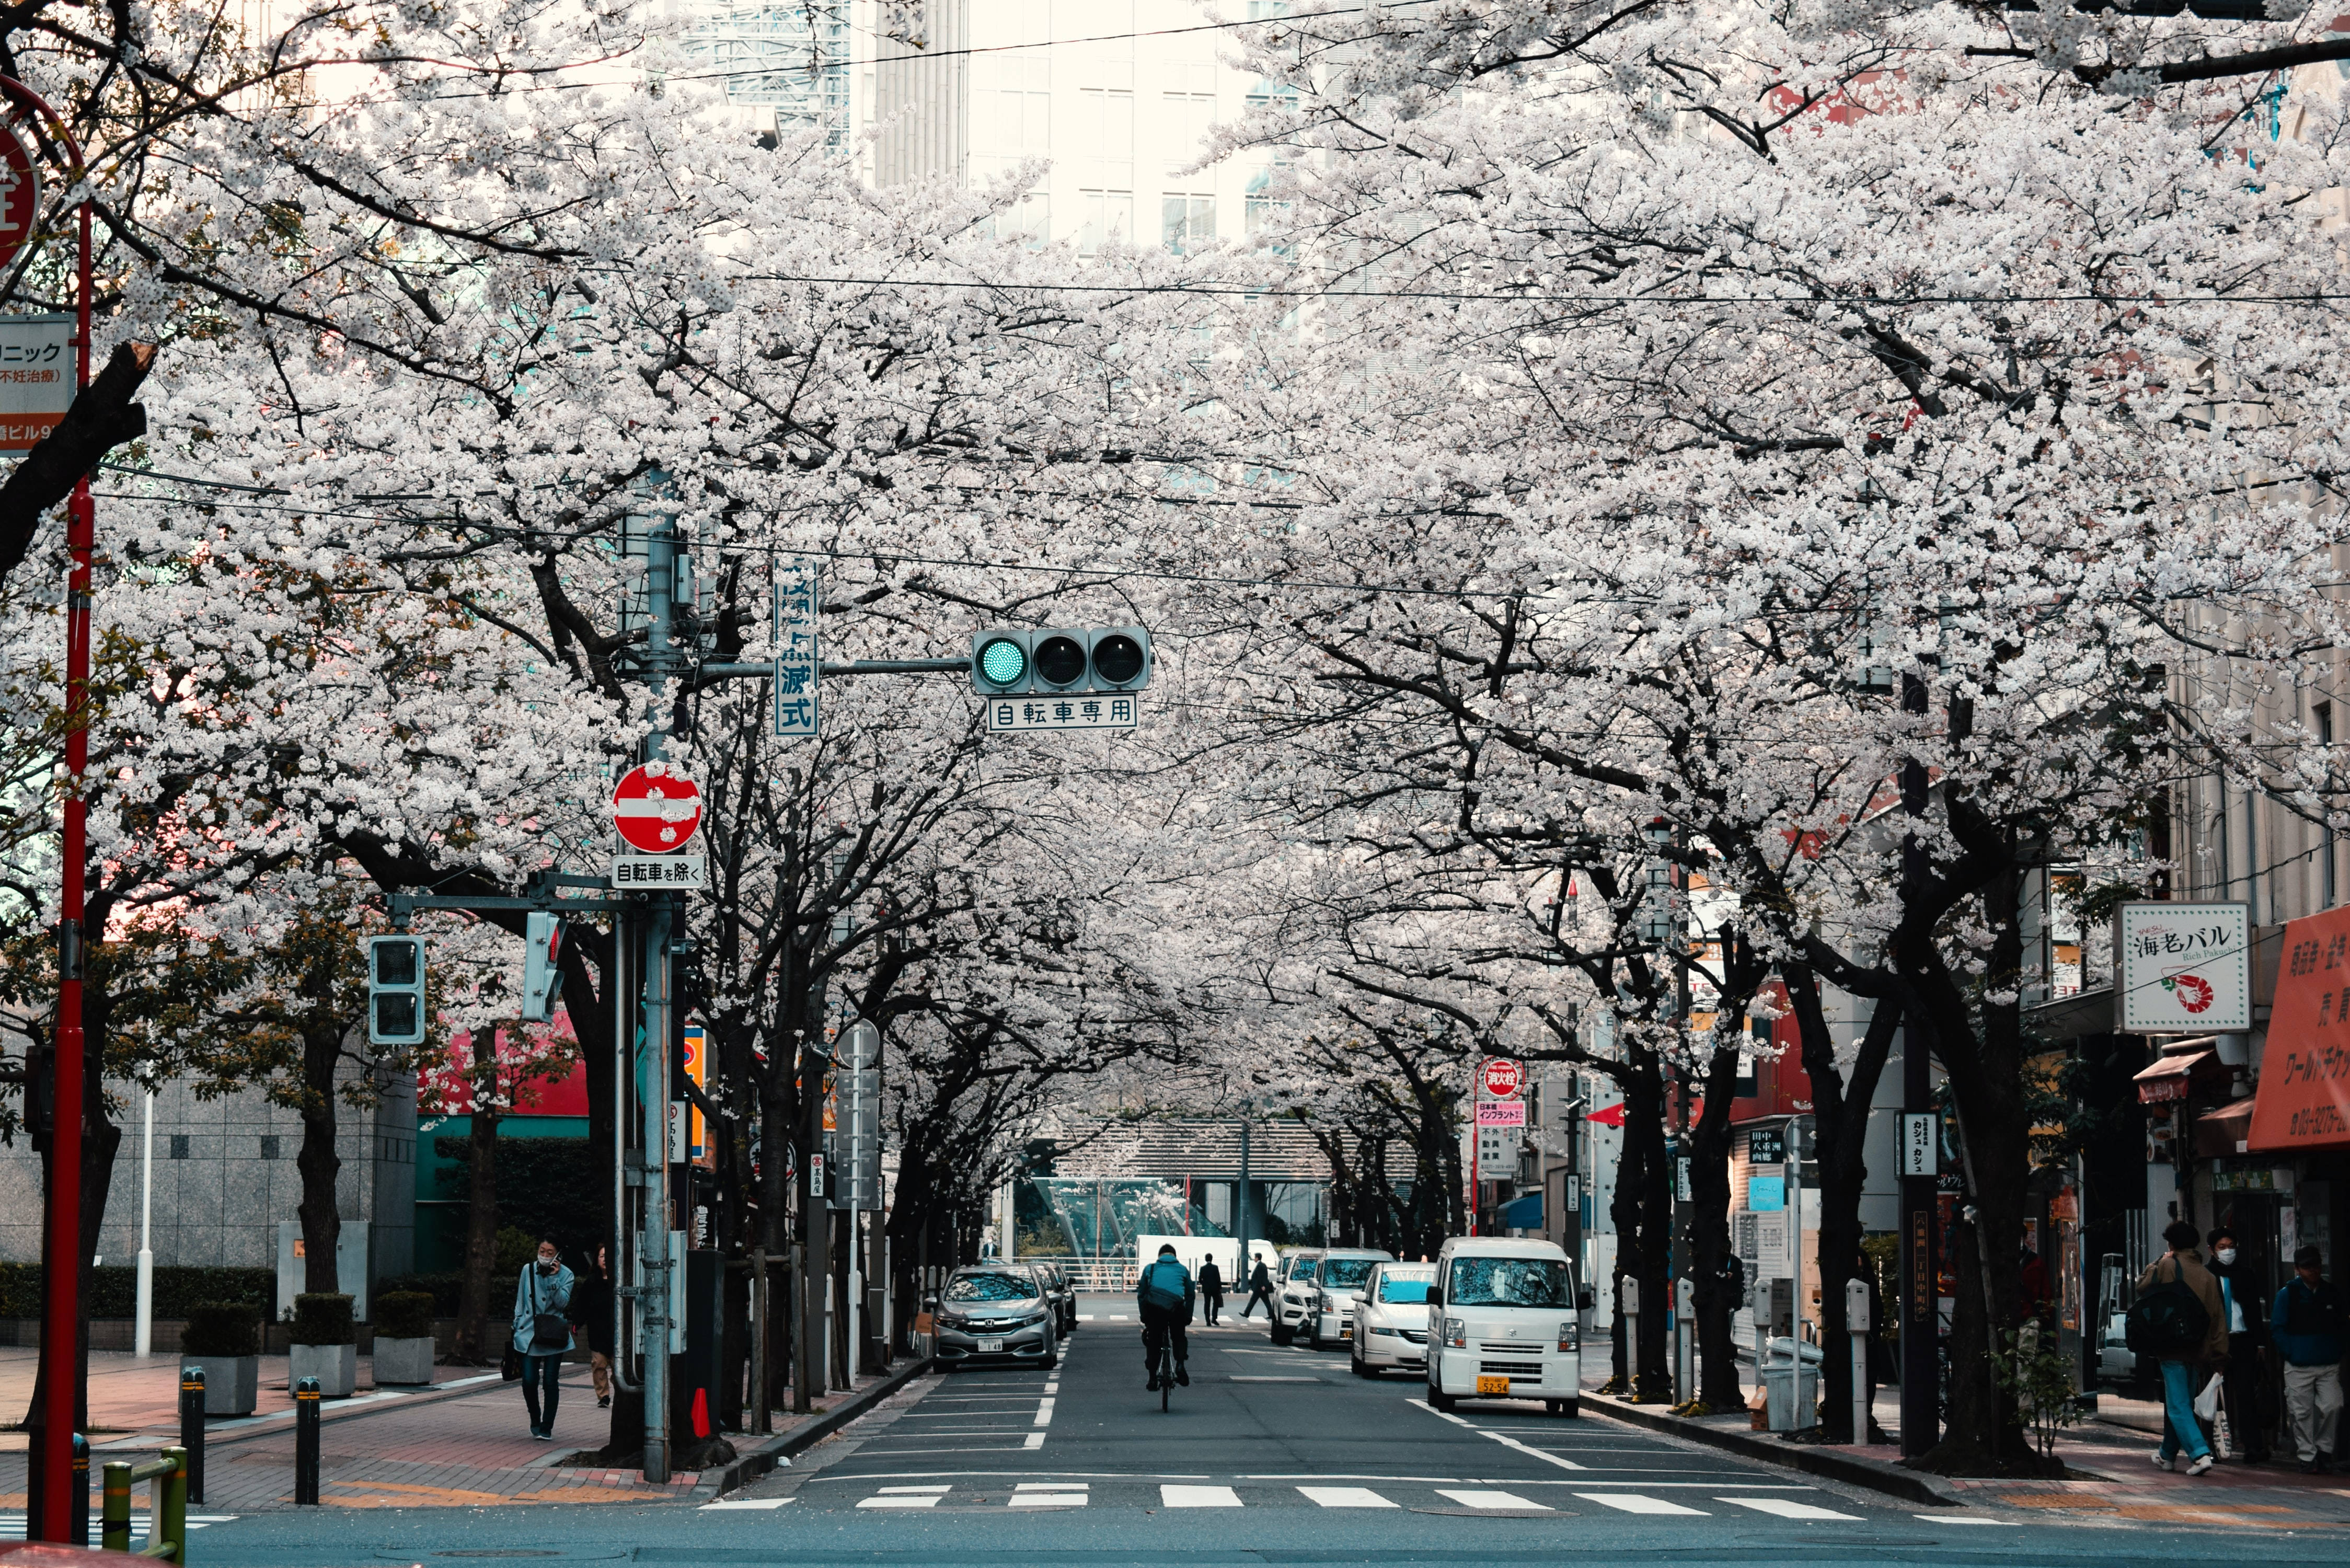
top-left (1270, 1250), bottom-right (1322, 1345)
top-left (933, 1265), bottom-right (1058, 1370)
top-left (1301, 1248), bottom-right (1396, 1350)
top-left (1352, 1260), bottom-right (1438, 1376)
top-left (1031, 1260), bottom-right (1078, 1334)
top-left (1424, 1236), bottom-right (1580, 1417)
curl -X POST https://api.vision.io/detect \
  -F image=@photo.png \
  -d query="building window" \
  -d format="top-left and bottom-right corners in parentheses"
top-left (990, 190), bottom-right (1049, 250)
top-left (1162, 88), bottom-right (1216, 177)
top-left (259, 1136), bottom-right (281, 1160)
top-left (973, 54), bottom-right (1051, 158)
top-left (1163, 194), bottom-right (1215, 252)
top-left (169, 1135), bottom-right (189, 1160)
top-left (1080, 189), bottom-right (1133, 253)
top-left (1077, 85), bottom-right (1134, 188)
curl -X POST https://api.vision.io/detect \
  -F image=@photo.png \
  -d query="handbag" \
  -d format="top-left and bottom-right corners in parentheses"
top-left (501, 1345), bottom-right (522, 1380)
top-left (529, 1269), bottom-right (571, 1353)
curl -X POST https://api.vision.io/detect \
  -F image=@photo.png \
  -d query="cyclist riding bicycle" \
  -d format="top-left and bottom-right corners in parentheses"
top-left (1137, 1243), bottom-right (1195, 1391)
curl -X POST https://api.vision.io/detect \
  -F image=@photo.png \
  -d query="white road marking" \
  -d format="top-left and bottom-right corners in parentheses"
top-left (1016, 1482), bottom-right (1089, 1490)
top-left (1034, 1398), bottom-right (1055, 1425)
top-left (1718, 1496), bottom-right (1861, 1521)
top-left (1404, 1401), bottom-right (1584, 1469)
top-left (1298, 1485), bottom-right (1398, 1508)
top-left (1231, 1376), bottom-right (1319, 1382)
top-left (1917, 1515), bottom-right (2023, 1526)
top-left (1435, 1489), bottom-right (1553, 1511)
top-left (1009, 1483), bottom-right (1089, 1507)
top-left (857, 1496), bottom-right (945, 1509)
top-left (1579, 1493), bottom-right (1708, 1516)
top-left (700, 1498), bottom-right (794, 1510)
top-left (876, 1484), bottom-right (952, 1494)
top-left (1160, 1484), bottom-right (1244, 1508)
top-left (1023, 1432), bottom-right (1046, 1449)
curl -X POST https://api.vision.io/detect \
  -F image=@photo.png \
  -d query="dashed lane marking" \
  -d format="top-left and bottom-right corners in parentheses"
top-left (1436, 1489), bottom-right (1553, 1512)
top-left (1719, 1497), bottom-right (1861, 1521)
top-left (1579, 1493), bottom-right (1708, 1516)
top-left (700, 1497), bottom-right (794, 1511)
top-left (1160, 1484), bottom-right (1244, 1508)
top-left (1299, 1485), bottom-right (1399, 1508)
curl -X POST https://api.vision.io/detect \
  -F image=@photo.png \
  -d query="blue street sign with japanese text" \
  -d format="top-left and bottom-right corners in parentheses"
top-left (774, 558), bottom-right (820, 739)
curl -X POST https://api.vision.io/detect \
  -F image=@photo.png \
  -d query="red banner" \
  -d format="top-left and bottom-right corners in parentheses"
top-left (2250, 904), bottom-right (2350, 1151)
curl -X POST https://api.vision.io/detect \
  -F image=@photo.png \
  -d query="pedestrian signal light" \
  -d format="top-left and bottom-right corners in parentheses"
top-left (366, 935), bottom-right (427, 1046)
top-left (520, 912), bottom-right (563, 1024)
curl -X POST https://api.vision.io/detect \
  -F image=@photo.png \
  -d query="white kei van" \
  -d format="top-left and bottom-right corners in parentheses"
top-left (1424, 1236), bottom-right (1581, 1417)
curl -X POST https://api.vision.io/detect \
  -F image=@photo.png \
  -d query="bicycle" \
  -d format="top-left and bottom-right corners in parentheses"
top-left (1146, 1322), bottom-right (1173, 1412)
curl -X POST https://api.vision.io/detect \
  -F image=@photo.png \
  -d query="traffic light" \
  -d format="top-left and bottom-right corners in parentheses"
top-left (366, 935), bottom-right (427, 1046)
top-left (520, 912), bottom-right (563, 1023)
top-left (969, 626), bottom-right (1153, 695)
top-left (972, 628), bottom-right (1033, 695)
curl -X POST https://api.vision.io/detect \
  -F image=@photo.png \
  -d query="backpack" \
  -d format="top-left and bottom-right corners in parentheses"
top-left (2127, 1261), bottom-right (2210, 1358)
top-left (1139, 1260), bottom-right (1188, 1314)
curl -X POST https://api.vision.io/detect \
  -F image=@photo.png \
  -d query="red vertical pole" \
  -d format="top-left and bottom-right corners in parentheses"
top-left (39, 192), bottom-right (93, 1542)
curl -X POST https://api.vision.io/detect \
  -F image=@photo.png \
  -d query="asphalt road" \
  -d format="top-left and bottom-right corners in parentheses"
top-left (187, 1296), bottom-right (2350, 1567)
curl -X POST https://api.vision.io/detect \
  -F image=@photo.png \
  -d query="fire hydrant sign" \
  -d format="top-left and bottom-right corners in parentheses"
top-left (1481, 1057), bottom-right (1524, 1099)
top-left (611, 762), bottom-right (702, 852)
top-left (0, 123), bottom-right (41, 276)
top-left (2115, 900), bottom-right (2251, 1032)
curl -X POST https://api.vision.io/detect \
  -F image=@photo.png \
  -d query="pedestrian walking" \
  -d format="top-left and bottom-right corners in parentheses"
top-left (514, 1238), bottom-right (575, 1440)
top-left (1199, 1256), bottom-right (1225, 1326)
top-left (2273, 1244), bottom-right (2344, 1473)
top-left (1240, 1258), bottom-right (1276, 1321)
top-left (569, 1244), bottom-right (615, 1410)
top-left (2207, 1227), bottom-right (2272, 1462)
top-left (2133, 1218), bottom-right (2225, 1476)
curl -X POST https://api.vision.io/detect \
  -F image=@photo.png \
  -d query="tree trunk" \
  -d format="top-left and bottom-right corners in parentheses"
top-left (456, 1106), bottom-right (502, 1362)
top-left (1685, 1043), bottom-right (1747, 1409)
top-left (1785, 969), bottom-right (1903, 1443)
top-left (1608, 1129), bottom-right (1646, 1390)
top-left (297, 1022), bottom-right (344, 1296)
top-left (1623, 1060), bottom-right (1674, 1400)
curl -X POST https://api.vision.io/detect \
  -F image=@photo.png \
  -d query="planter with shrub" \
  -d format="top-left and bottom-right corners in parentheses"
top-left (287, 1292), bottom-right (358, 1398)
top-left (180, 1303), bottom-right (260, 1415)
top-left (371, 1290), bottom-right (438, 1386)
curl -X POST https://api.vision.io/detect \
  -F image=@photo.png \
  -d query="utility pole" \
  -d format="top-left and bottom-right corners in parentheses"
top-left (1898, 670), bottom-right (1939, 1458)
top-left (635, 515), bottom-right (682, 1484)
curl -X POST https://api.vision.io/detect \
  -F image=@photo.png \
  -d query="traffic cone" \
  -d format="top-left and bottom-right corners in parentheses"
top-left (691, 1388), bottom-right (711, 1438)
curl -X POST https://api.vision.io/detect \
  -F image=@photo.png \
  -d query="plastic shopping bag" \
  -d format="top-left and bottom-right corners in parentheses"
top-left (2194, 1372), bottom-right (2224, 1423)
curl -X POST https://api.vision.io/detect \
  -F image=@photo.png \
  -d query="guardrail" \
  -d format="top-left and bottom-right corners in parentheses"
top-left (101, 1444), bottom-right (188, 1561)
top-left (1060, 1262), bottom-right (1138, 1292)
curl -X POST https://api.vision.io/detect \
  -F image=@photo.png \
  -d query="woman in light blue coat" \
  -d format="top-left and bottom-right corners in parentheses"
top-left (513, 1239), bottom-right (575, 1438)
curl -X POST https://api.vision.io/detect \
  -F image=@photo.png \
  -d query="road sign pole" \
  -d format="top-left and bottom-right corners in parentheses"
top-left (636, 513), bottom-right (679, 1484)
top-left (26, 80), bottom-right (93, 1540)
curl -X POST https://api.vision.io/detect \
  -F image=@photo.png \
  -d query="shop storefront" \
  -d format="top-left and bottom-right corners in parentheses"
top-left (2244, 902), bottom-right (2350, 1282)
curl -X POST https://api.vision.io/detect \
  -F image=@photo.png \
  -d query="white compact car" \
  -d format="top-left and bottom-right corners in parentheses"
top-left (1424, 1236), bottom-right (1581, 1417)
top-left (1273, 1247), bottom-right (1396, 1348)
top-left (1352, 1261), bottom-right (1437, 1376)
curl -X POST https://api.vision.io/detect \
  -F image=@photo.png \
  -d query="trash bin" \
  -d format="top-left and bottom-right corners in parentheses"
top-left (1761, 1337), bottom-right (1822, 1431)
top-left (1762, 1362), bottom-right (1818, 1429)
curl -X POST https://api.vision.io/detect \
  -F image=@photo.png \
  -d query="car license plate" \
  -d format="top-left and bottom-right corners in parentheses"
top-left (1476, 1375), bottom-right (1510, 1396)
top-left (978, 1337), bottom-right (1004, 1353)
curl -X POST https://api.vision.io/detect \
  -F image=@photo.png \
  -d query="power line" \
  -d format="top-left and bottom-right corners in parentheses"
top-left (416, 0), bottom-right (1432, 100)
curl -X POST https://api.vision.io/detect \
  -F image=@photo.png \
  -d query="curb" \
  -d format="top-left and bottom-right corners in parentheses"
top-left (700, 1356), bottom-right (934, 1500)
top-left (1581, 1394), bottom-right (1964, 1508)
top-left (93, 1368), bottom-right (519, 1454)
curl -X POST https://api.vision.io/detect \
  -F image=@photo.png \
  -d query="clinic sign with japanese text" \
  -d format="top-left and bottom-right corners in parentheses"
top-left (2251, 902), bottom-right (2350, 1152)
top-left (2114, 900), bottom-right (2251, 1033)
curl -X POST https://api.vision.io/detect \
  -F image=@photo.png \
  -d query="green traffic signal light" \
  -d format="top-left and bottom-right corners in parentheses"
top-left (978, 636), bottom-right (1029, 687)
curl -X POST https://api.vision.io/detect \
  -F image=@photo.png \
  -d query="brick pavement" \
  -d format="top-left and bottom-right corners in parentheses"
top-left (1, 1346), bottom-right (909, 1515)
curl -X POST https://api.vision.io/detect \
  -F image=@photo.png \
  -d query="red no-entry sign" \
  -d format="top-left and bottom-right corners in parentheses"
top-left (611, 762), bottom-right (702, 852)
top-left (1481, 1057), bottom-right (1523, 1100)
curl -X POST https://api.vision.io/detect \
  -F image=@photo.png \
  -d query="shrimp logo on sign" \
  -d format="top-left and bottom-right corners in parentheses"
top-left (611, 762), bottom-right (703, 852)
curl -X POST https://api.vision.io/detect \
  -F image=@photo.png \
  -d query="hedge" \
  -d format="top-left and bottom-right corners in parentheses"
top-left (374, 1290), bottom-right (436, 1339)
top-left (0, 1264), bottom-right (277, 1320)
top-left (290, 1292), bottom-right (355, 1346)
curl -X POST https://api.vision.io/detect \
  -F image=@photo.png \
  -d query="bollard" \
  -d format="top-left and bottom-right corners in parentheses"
top-left (177, 1366), bottom-right (204, 1506)
top-left (1674, 1277), bottom-right (1695, 1404)
top-left (70, 1433), bottom-right (89, 1548)
top-left (294, 1376), bottom-right (321, 1505)
top-left (159, 1444), bottom-right (188, 1562)
top-left (100, 1458), bottom-right (131, 1553)
top-left (1621, 1276), bottom-right (1640, 1396)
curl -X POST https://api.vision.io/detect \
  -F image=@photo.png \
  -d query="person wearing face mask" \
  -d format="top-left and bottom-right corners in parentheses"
top-left (512, 1238), bottom-right (575, 1440)
top-left (2207, 1227), bottom-right (2272, 1463)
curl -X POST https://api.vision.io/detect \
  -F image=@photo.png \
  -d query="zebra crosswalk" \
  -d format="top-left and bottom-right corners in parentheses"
top-left (791, 1479), bottom-right (1868, 1517)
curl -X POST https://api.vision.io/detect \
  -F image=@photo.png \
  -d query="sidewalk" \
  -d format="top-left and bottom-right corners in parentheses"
top-left (0, 1347), bottom-right (918, 1514)
top-left (1582, 1375), bottom-right (2350, 1530)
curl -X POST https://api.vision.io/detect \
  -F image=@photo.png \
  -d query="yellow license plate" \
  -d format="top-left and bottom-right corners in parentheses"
top-left (1476, 1375), bottom-right (1510, 1396)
